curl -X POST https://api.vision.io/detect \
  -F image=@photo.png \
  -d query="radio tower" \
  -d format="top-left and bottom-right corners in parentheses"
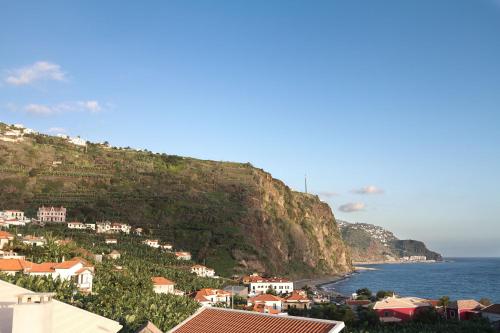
top-left (304, 174), bottom-right (308, 194)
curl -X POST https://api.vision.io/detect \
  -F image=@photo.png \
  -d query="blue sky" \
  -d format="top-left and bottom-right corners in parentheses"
top-left (1, 0), bottom-right (499, 256)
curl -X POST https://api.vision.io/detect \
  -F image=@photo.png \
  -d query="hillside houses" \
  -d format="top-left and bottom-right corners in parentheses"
top-left (244, 274), bottom-right (294, 296)
top-left (143, 239), bottom-right (160, 248)
top-left (0, 210), bottom-right (31, 227)
top-left (151, 276), bottom-right (176, 295)
top-left (248, 294), bottom-right (284, 314)
top-left (191, 264), bottom-right (215, 278)
top-left (0, 231), bottom-right (14, 249)
top-left (194, 288), bottom-right (231, 307)
top-left (38, 206), bottom-right (67, 223)
top-left (175, 252), bottom-right (192, 260)
top-left (21, 235), bottom-right (47, 247)
top-left (0, 257), bottom-right (95, 292)
top-left (96, 221), bottom-right (131, 234)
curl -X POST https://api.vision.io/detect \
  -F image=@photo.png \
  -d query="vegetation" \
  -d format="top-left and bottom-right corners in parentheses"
top-left (2, 225), bottom-right (228, 332)
top-left (345, 319), bottom-right (495, 333)
top-left (0, 123), bottom-right (352, 277)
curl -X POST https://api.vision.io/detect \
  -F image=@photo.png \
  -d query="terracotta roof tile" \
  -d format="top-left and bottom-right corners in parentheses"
top-left (170, 307), bottom-right (343, 333)
top-left (152, 277), bottom-right (175, 286)
top-left (0, 231), bottom-right (14, 239)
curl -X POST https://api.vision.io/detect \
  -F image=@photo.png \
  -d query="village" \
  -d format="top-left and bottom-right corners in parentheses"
top-left (1, 206), bottom-right (499, 333)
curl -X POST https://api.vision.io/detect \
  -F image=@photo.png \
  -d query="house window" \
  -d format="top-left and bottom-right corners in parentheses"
top-left (384, 311), bottom-right (390, 317)
top-left (450, 310), bottom-right (456, 318)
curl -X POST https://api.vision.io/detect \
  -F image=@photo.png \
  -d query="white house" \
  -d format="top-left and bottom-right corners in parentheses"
top-left (161, 243), bottom-right (173, 251)
top-left (37, 206), bottom-right (66, 223)
top-left (85, 223), bottom-right (96, 230)
top-left (97, 221), bottom-right (131, 234)
top-left (247, 294), bottom-right (284, 314)
top-left (194, 288), bottom-right (231, 306)
top-left (67, 221), bottom-right (86, 230)
top-left (247, 276), bottom-right (294, 296)
top-left (0, 231), bottom-right (14, 249)
top-left (1, 210), bottom-right (24, 220)
top-left (105, 238), bottom-right (118, 244)
top-left (0, 258), bottom-right (94, 292)
top-left (143, 239), bottom-right (160, 248)
top-left (175, 252), bottom-right (192, 260)
top-left (21, 235), bottom-right (46, 247)
top-left (151, 276), bottom-right (175, 294)
top-left (191, 264), bottom-right (215, 278)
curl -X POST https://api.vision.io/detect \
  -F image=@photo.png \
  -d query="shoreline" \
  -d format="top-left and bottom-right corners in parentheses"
top-left (352, 260), bottom-right (438, 265)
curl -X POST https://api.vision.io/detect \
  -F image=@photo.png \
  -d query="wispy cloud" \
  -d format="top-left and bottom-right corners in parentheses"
top-left (317, 191), bottom-right (339, 198)
top-left (47, 127), bottom-right (67, 134)
top-left (12, 100), bottom-right (103, 116)
top-left (5, 61), bottom-right (66, 86)
top-left (339, 202), bottom-right (366, 212)
top-left (353, 185), bottom-right (384, 195)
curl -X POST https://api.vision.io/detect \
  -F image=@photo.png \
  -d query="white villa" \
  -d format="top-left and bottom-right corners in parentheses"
top-left (21, 235), bottom-right (47, 247)
top-left (0, 231), bottom-right (14, 249)
top-left (0, 257), bottom-right (95, 292)
top-left (194, 288), bottom-right (231, 307)
top-left (151, 276), bottom-right (176, 294)
top-left (191, 264), bottom-right (215, 278)
top-left (96, 221), bottom-right (131, 234)
top-left (37, 206), bottom-right (67, 223)
top-left (246, 276), bottom-right (294, 296)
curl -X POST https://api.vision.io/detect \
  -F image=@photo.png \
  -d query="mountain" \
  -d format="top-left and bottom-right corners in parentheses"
top-left (337, 220), bottom-right (442, 263)
top-left (0, 122), bottom-right (352, 277)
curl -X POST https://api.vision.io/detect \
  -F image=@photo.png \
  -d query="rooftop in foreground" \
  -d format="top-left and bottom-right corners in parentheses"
top-left (168, 307), bottom-right (345, 333)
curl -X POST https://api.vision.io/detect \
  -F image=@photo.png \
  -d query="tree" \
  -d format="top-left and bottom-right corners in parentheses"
top-left (439, 296), bottom-right (450, 318)
top-left (479, 298), bottom-right (492, 306)
top-left (356, 288), bottom-right (372, 300)
top-left (266, 287), bottom-right (277, 296)
top-left (376, 290), bottom-right (394, 300)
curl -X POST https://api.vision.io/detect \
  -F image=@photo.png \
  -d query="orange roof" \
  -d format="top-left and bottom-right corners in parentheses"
top-left (286, 291), bottom-right (310, 302)
top-left (170, 307), bottom-right (344, 333)
top-left (175, 252), bottom-right (191, 256)
top-left (28, 262), bottom-right (57, 273)
top-left (151, 276), bottom-right (175, 286)
top-left (0, 231), bottom-right (14, 239)
top-left (54, 260), bottom-right (80, 269)
top-left (249, 294), bottom-right (284, 303)
top-left (0, 259), bottom-right (29, 271)
top-left (194, 288), bottom-right (231, 302)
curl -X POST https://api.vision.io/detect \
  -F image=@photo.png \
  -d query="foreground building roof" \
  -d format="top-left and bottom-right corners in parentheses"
top-left (373, 296), bottom-right (432, 310)
top-left (482, 304), bottom-right (500, 315)
top-left (0, 279), bottom-right (122, 332)
top-left (168, 307), bottom-right (345, 333)
top-left (449, 299), bottom-right (484, 310)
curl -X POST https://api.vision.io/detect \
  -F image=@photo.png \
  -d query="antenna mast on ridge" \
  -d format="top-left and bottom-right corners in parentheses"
top-left (304, 174), bottom-right (308, 194)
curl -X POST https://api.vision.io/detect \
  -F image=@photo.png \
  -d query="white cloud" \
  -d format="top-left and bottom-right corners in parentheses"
top-left (339, 202), bottom-right (366, 212)
top-left (5, 61), bottom-right (66, 86)
top-left (47, 127), bottom-right (67, 134)
top-left (20, 100), bottom-right (103, 116)
top-left (353, 185), bottom-right (384, 195)
top-left (77, 100), bottom-right (101, 113)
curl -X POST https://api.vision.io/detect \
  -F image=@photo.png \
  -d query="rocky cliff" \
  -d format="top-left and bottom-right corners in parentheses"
top-left (338, 220), bottom-right (442, 262)
top-left (0, 122), bottom-right (352, 277)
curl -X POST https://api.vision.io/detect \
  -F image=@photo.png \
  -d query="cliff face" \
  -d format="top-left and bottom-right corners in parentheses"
top-left (338, 220), bottom-right (442, 262)
top-left (0, 123), bottom-right (352, 277)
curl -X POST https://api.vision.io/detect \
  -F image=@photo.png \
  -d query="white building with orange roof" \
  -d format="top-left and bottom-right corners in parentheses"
top-left (0, 257), bottom-right (94, 292)
top-left (191, 264), bottom-right (215, 277)
top-left (283, 290), bottom-right (312, 310)
top-left (151, 276), bottom-right (176, 294)
top-left (247, 294), bottom-right (284, 314)
top-left (247, 276), bottom-right (294, 296)
top-left (175, 251), bottom-right (192, 260)
top-left (1, 210), bottom-right (24, 220)
top-left (0, 230), bottom-right (14, 249)
top-left (21, 235), bottom-right (46, 247)
top-left (194, 288), bottom-right (231, 306)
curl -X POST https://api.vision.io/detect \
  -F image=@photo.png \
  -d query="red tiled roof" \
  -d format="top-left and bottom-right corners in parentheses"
top-left (0, 259), bottom-right (29, 271)
top-left (194, 288), bottom-right (231, 302)
top-left (0, 231), bottom-right (14, 239)
top-left (170, 307), bottom-right (343, 333)
top-left (151, 277), bottom-right (175, 286)
top-left (54, 260), bottom-right (80, 269)
top-left (28, 262), bottom-right (57, 273)
top-left (286, 291), bottom-right (310, 302)
top-left (249, 294), bottom-right (284, 303)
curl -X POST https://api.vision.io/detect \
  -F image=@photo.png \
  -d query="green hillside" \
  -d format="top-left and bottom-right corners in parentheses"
top-left (0, 122), bottom-right (352, 277)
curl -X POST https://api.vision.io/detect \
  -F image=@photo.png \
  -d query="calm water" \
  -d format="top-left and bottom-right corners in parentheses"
top-left (324, 258), bottom-right (500, 302)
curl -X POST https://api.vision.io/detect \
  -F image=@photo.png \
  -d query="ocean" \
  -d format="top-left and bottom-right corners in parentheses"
top-left (323, 258), bottom-right (500, 302)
